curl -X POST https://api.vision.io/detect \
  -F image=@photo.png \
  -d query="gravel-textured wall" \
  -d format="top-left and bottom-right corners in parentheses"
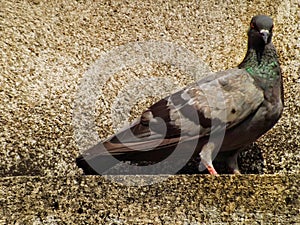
top-left (1, 0), bottom-right (299, 223)
top-left (2, 175), bottom-right (300, 224)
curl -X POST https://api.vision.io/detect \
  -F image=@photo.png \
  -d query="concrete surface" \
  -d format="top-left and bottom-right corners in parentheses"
top-left (1, 0), bottom-right (299, 224)
top-left (1, 175), bottom-right (300, 224)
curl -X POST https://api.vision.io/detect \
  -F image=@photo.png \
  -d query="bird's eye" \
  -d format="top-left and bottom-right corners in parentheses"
top-left (250, 22), bottom-right (256, 29)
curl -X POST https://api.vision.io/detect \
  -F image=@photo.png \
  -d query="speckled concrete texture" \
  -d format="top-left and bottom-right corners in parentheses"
top-left (1, 0), bottom-right (299, 177)
top-left (0, 0), bottom-right (299, 223)
top-left (1, 175), bottom-right (300, 224)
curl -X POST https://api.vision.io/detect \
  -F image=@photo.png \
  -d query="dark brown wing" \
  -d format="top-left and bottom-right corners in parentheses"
top-left (108, 68), bottom-right (264, 146)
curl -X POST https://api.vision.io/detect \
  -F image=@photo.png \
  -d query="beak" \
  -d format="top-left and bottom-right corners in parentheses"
top-left (260, 29), bottom-right (270, 44)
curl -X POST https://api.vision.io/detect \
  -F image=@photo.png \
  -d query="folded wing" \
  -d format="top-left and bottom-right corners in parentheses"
top-left (85, 68), bottom-right (264, 158)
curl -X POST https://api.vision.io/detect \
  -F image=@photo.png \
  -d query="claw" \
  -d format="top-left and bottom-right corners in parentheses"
top-left (232, 169), bottom-right (241, 175)
top-left (207, 165), bottom-right (219, 175)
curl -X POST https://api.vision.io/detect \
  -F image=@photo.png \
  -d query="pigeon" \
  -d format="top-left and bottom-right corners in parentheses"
top-left (76, 15), bottom-right (283, 175)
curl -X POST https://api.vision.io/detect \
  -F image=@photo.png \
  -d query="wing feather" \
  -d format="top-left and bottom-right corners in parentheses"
top-left (100, 68), bottom-right (264, 154)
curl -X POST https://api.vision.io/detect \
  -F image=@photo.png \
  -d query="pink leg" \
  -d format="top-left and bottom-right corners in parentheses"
top-left (226, 150), bottom-right (241, 175)
top-left (206, 165), bottom-right (219, 175)
top-left (199, 142), bottom-right (219, 175)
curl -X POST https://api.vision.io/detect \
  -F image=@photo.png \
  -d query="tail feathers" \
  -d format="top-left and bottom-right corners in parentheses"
top-left (76, 114), bottom-right (206, 174)
top-left (76, 135), bottom-right (203, 174)
top-left (76, 154), bottom-right (118, 175)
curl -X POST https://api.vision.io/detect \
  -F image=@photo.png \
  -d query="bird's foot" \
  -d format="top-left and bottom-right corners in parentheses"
top-left (207, 165), bottom-right (219, 176)
top-left (231, 168), bottom-right (241, 175)
top-left (199, 142), bottom-right (219, 175)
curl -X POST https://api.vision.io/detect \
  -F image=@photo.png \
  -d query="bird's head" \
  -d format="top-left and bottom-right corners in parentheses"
top-left (248, 15), bottom-right (274, 49)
